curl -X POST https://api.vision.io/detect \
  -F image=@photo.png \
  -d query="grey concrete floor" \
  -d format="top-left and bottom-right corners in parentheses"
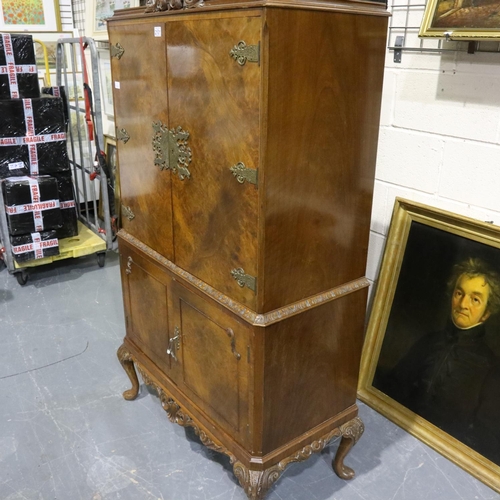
top-left (0, 251), bottom-right (498, 500)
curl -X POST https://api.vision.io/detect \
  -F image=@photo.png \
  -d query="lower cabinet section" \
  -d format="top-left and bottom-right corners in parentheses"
top-left (120, 247), bottom-right (172, 374)
top-left (117, 232), bottom-right (367, 500)
top-left (120, 238), bottom-right (252, 447)
top-left (169, 280), bottom-right (251, 441)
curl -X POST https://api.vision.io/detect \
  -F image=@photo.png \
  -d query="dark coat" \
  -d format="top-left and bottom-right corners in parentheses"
top-left (375, 321), bottom-right (500, 464)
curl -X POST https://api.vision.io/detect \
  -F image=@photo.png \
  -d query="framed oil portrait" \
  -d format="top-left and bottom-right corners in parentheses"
top-left (358, 198), bottom-right (500, 493)
top-left (419, 0), bottom-right (500, 40)
top-left (0, 0), bottom-right (61, 32)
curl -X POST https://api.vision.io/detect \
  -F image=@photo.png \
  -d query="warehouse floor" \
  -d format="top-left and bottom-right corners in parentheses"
top-left (0, 251), bottom-right (497, 500)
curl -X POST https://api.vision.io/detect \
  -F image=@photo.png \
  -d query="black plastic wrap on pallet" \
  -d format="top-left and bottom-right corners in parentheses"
top-left (41, 86), bottom-right (69, 129)
top-left (54, 172), bottom-right (78, 239)
top-left (3, 176), bottom-right (62, 235)
top-left (10, 230), bottom-right (59, 263)
top-left (0, 33), bottom-right (39, 100)
top-left (0, 97), bottom-right (70, 178)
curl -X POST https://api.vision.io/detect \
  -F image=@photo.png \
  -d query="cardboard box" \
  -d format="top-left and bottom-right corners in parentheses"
top-left (54, 172), bottom-right (78, 239)
top-left (11, 230), bottom-right (59, 263)
top-left (0, 97), bottom-right (70, 178)
top-left (3, 176), bottom-right (62, 235)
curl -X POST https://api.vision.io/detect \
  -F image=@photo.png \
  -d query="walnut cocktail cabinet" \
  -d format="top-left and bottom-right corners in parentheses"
top-left (109, 1), bottom-right (387, 498)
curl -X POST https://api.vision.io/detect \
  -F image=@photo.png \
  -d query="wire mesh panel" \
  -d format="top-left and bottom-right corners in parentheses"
top-left (56, 37), bottom-right (115, 251)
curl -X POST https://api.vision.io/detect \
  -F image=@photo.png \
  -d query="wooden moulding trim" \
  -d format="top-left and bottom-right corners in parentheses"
top-left (110, 0), bottom-right (388, 21)
top-left (119, 231), bottom-right (370, 327)
top-left (251, 404), bottom-right (358, 467)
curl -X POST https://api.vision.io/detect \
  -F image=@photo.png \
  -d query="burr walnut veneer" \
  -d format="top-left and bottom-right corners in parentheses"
top-left (109, 1), bottom-right (388, 497)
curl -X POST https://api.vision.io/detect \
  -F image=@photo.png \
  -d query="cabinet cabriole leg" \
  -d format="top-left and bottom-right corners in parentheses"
top-left (117, 344), bottom-right (140, 400)
top-left (233, 462), bottom-right (283, 500)
top-left (332, 416), bottom-right (364, 480)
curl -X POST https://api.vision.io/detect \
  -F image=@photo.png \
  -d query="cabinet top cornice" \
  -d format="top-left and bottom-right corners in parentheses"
top-left (109, 0), bottom-right (388, 22)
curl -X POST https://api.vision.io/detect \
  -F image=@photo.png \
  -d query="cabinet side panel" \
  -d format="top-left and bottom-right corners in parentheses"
top-left (261, 288), bottom-right (368, 454)
top-left (110, 22), bottom-right (175, 261)
top-left (263, 9), bottom-right (387, 311)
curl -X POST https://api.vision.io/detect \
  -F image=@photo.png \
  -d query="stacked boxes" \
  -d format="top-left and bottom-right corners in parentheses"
top-left (0, 33), bottom-right (78, 264)
top-left (0, 97), bottom-right (70, 178)
top-left (10, 230), bottom-right (60, 263)
top-left (3, 176), bottom-right (62, 235)
top-left (0, 34), bottom-right (39, 100)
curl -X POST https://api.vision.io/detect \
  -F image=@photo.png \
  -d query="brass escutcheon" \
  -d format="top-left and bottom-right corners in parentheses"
top-left (152, 122), bottom-right (192, 180)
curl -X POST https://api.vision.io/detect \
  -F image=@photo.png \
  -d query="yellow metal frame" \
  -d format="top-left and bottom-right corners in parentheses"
top-left (33, 38), bottom-right (51, 86)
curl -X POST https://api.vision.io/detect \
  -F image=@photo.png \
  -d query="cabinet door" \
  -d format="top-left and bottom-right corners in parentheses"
top-left (119, 242), bottom-right (173, 375)
top-left (168, 280), bottom-right (252, 446)
top-left (166, 15), bottom-right (261, 309)
top-left (109, 22), bottom-right (174, 261)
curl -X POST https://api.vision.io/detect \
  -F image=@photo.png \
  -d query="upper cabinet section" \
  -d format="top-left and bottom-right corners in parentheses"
top-left (167, 14), bottom-right (261, 310)
top-left (109, 23), bottom-right (175, 262)
top-left (110, 13), bottom-right (261, 310)
top-left (109, 3), bottom-right (388, 314)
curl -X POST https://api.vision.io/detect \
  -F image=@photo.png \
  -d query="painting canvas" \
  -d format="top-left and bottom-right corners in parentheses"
top-left (0, 0), bottom-right (61, 31)
top-left (358, 198), bottom-right (500, 493)
top-left (95, 0), bottom-right (132, 32)
top-left (420, 0), bottom-right (500, 39)
top-left (98, 48), bottom-right (113, 117)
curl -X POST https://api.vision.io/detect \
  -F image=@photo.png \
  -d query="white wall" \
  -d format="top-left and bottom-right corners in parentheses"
top-left (366, 30), bottom-right (500, 296)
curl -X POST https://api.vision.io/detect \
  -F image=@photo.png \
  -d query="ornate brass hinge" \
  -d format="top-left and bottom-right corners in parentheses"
top-left (230, 162), bottom-right (258, 185)
top-left (122, 205), bottom-right (135, 221)
top-left (231, 268), bottom-right (257, 293)
top-left (111, 42), bottom-right (125, 59)
top-left (152, 122), bottom-right (192, 180)
top-left (167, 326), bottom-right (181, 361)
top-left (117, 128), bottom-right (130, 144)
top-left (229, 41), bottom-right (260, 66)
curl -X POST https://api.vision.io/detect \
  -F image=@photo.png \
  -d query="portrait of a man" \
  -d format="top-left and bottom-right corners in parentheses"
top-left (372, 222), bottom-right (500, 465)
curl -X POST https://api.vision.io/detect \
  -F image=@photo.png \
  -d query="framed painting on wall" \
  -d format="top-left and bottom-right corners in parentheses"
top-left (0, 0), bottom-right (61, 32)
top-left (419, 0), bottom-right (500, 40)
top-left (86, 0), bottom-right (140, 39)
top-left (32, 31), bottom-right (76, 70)
top-left (358, 198), bottom-right (500, 493)
top-left (97, 47), bottom-right (113, 118)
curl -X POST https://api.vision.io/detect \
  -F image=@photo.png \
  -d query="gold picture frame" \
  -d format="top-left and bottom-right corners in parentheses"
top-left (358, 198), bottom-right (500, 493)
top-left (419, 0), bottom-right (500, 40)
top-left (98, 135), bottom-right (119, 223)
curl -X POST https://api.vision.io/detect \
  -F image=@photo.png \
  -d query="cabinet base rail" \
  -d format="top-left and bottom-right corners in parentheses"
top-left (117, 342), bottom-right (364, 500)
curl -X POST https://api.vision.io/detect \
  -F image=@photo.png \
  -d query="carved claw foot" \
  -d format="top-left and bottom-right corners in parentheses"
top-left (233, 426), bottom-right (344, 499)
top-left (117, 344), bottom-right (140, 400)
top-left (332, 416), bottom-right (364, 480)
top-left (233, 462), bottom-right (283, 500)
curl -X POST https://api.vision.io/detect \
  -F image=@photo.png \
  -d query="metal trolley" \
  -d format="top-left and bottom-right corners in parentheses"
top-left (0, 36), bottom-right (116, 285)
